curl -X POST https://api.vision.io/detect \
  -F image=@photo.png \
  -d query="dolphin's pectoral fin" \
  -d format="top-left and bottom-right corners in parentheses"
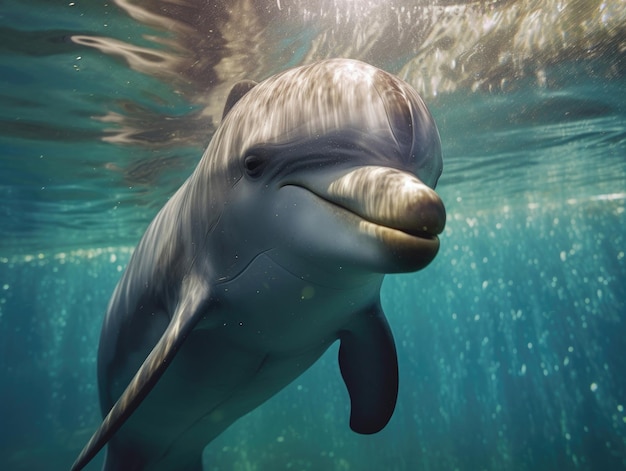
top-left (338, 303), bottom-right (399, 435)
top-left (222, 80), bottom-right (258, 119)
top-left (70, 275), bottom-right (212, 471)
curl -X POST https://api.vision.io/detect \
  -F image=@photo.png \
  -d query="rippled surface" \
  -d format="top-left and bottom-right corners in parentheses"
top-left (1, 0), bottom-right (625, 255)
top-left (0, 1), bottom-right (625, 470)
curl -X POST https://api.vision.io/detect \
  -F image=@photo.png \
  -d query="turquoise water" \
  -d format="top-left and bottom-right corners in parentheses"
top-left (1, 1), bottom-right (625, 470)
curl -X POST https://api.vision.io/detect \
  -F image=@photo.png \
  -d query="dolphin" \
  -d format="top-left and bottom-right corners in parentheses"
top-left (71, 58), bottom-right (446, 471)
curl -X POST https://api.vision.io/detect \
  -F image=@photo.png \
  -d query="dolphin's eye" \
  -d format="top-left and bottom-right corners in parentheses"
top-left (244, 154), bottom-right (268, 179)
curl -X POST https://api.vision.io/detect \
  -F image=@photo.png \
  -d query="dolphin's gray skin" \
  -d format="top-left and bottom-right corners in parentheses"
top-left (72, 58), bottom-right (446, 471)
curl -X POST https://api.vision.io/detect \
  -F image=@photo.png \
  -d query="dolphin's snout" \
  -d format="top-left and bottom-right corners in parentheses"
top-left (326, 166), bottom-right (446, 239)
top-left (404, 184), bottom-right (446, 238)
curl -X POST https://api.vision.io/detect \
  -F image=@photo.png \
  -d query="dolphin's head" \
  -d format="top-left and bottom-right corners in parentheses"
top-left (196, 59), bottom-right (445, 284)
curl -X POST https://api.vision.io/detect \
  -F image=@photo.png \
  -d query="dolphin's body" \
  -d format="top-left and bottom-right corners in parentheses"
top-left (72, 59), bottom-right (446, 471)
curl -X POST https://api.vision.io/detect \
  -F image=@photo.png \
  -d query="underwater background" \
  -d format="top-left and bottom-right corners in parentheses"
top-left (1, 0), bottom-right (625, 470)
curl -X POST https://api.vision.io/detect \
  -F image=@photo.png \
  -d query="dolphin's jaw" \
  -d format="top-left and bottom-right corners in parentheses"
top-left (282, 193), bottom-right (443, 272)
top-left (281, 165), bottom-right (445, 272)
top-left (306, 188), bottom-right (441, 271)
top-left (354, 217), bottom-right (441, 272)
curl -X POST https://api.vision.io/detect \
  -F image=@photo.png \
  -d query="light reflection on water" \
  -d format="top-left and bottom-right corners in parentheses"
top-left (1, 0), bottom-right (625, 254)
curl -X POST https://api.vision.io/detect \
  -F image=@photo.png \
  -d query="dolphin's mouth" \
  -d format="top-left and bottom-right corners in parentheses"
top-left (307, 188), bottom-right (441, 241)
top-left (301, 165), bottom-right (444, 236)
top-left (283, 166), bottom-right (446, 270)
top-left (355, 214), bottom-right (441, 242)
